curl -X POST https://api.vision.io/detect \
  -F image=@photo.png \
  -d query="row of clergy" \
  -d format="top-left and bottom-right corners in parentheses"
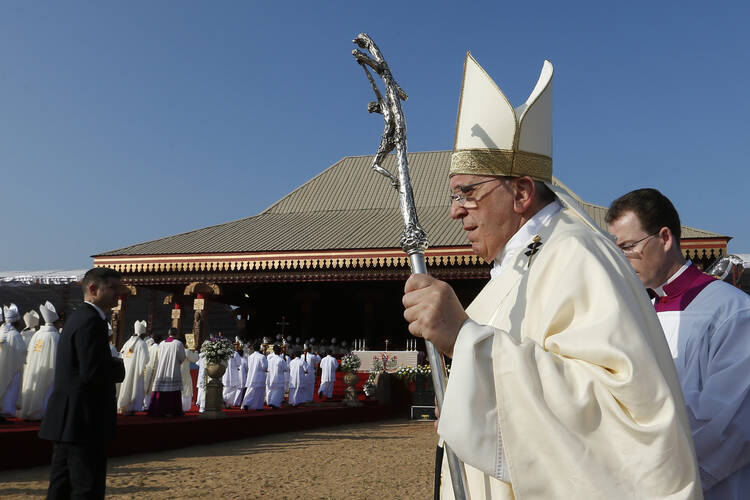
top-left (220, 341), bottom-right (339, 410)
top-left (117, 329), bottom-right (341, 414)
top-left (0, 302), bottom-right (63, 421)
top-left (263, 334), bottom-right (354, 357)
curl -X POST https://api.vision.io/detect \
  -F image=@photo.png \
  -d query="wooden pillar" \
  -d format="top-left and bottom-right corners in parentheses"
top-left (110, 285), bottom-right (137, 349)
top-left (183, 282), bottom-right (221, 349)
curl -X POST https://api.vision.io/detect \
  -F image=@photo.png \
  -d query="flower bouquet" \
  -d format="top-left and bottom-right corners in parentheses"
top-left (200, 337), bottom-right (235, 365)
top-left (340, 352), bottom-right (362, 373)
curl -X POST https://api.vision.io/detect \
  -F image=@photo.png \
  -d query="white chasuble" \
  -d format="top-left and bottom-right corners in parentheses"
top-left (18, 325), bottom-right (59, 420)
top-left (438, 208), bottom-right (701, 500)
top-left (222, 351), bottom-right (243, 406)
top-left (117, 336), bottom-right (150, 413)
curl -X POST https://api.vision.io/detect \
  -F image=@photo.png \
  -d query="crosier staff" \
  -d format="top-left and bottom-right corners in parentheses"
top-left (352, 33), bottom-right (468, 500)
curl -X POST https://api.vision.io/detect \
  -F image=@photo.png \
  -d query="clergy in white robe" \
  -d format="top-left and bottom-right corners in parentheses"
top-left (608, 188), bottom-right (750, 499)
top-left (287, 355), bottom-right (307, 406)
top-left (317, 353), bottom-right (337, 399)
top-left (21, 310), bottom-right (40, 349)
top-left (266, 345), bottom-right (288, 408)
top-left (18, 302), bottom-right (61, 420)
top-left (222, 350), bottom-right (243, 407)
top-left (300, 347), bottom-right (316, 403)
top-left (117, 321), bottom-right (150, 414)
top-left (142, 337), bottom-right (160, 410)
top-left (0, 304), bottom-right (26, 417)
top-left (196, 352), bottom-right (207, 412)
top-left (241, 345), bottom-right (267, 410)
top-left (402, 55), bottom-right (700, 500)
top-left (147, 329), bottom-right (186, 417)
top-left (181, 348), bottom-right (200, 412)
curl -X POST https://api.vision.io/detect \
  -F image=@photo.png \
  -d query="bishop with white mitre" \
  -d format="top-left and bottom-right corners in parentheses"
top-left (20, 310), bottom-right (40, 349)
top-left (117, 320), bottom-right (150, 414)
top-left (402, 54), bottom-right (701, 499)
top-left (0, 304), bottom-right (27, 417)
top-left (18, 301), bottom-right (61, 420)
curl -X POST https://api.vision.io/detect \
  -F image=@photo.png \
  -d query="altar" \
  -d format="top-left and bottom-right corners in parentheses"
top-left (352, 350), bottom-right (420, 372)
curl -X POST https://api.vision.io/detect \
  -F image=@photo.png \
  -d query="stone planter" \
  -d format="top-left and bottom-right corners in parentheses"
top-left (343, 371), bottom-right (362, 407)
top-left (200, 362), bottom-right (227, 419)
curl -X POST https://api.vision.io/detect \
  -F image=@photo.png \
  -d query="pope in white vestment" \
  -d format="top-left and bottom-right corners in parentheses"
top-left (117, 321), bottom-right (150, 414)
top-left (402, 54), bottom-right (701, 499)
top-left (241, 349), bottom-right (268, 410)
top-left (18, 302), bottom-right (60, 420)
top-left (0, 304), bottom-right (27, 417)
top-left (317, 354), bottom-right (337, 399)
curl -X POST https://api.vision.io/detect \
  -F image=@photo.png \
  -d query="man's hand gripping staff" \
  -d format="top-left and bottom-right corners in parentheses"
top-left (352, 33), bottom-right (468, 500)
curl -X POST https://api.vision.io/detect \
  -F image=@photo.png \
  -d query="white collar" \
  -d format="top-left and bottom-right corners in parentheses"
top-left (491, 200), bottom-right (562, 279)
top-left (84, 301), bottom-right (107, 320)
top-left (652, 261), bottom-right (690, 297)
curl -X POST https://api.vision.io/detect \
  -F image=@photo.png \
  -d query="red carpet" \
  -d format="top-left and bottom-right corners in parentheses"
top-left (1, 370), bottom-right (385, 472)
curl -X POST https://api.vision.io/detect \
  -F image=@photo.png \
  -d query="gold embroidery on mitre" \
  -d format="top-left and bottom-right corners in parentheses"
top-left (450, 149), bottom-right (552, 182)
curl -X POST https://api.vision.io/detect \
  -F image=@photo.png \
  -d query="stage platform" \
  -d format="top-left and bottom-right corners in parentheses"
top-left (1, 371), bottom-right (391, 472)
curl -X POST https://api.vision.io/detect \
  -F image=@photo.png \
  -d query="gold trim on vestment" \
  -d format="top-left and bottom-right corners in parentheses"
top-left (450, 149), bottom-right (552, 182)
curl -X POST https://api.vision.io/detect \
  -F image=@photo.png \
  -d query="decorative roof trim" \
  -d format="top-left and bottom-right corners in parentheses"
top-left (93, 247), bottom-right (484, 274)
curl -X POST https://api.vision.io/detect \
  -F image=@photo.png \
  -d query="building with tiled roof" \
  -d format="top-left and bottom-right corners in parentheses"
top-left (93, 151), bottom-right (730, 347)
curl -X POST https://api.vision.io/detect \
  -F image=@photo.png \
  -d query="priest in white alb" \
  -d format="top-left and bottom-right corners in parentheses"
top-left (317, 351), bottom-right (337, 400)
top-left (21, 310), bottom-right (40, 349)
top-left (147, 328), bottom-right (186, 417)
top-left (300, 345), bottom-right (316, 403)
top-left (117, 320), bottom-right (150, 415)
top-left (142, 332), bottom-right (161, 410)
top-left (287, 352), bottom-right (306, 406)
top-left (222, 343), bottom-right (244, 408)
top-left (0, 304), bottom-right (27, 417)
top-left (265, 344), bottom-right (287, 408)
top-left (18, 302), bottom-right (61, 420)
top-left (402, 54), bottom-right (701, 499)
top-left (180, 342), bottom-right (200, 412)
top-left (241, 342), bottom-right (267, 410)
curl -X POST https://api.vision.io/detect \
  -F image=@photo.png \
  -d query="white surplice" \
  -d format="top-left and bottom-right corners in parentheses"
top-left (151, 339), bottom-right (186, 392)
top-left (0, 324), bottom-right (26, 417)
top-left (117, 336), bottom-right (150, 413)
top-left (242, 351), bottom-right (268, 410)
top-left (437, 204), bottom-right (700, 499)
top-left (317, 355), bottom-right (337, 399)
top-left (300, 352), bottom-right (316, 403)
top-left (17, 325), bottom-right (59, 420)
top-left (654, 262), bottom-right (750, 500)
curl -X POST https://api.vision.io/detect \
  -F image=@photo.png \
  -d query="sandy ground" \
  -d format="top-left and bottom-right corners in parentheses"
top-left (0, 419), bottom-right (438, 499)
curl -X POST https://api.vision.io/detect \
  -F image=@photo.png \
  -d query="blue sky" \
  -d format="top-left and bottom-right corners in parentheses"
top-left (1, 1), bottom-right (747, 269)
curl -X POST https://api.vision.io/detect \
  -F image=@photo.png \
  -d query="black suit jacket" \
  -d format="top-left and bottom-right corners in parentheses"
top-left (39, 303), bottom-right (125, 444)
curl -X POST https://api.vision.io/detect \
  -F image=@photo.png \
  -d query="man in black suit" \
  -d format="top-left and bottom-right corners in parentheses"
top-left (40, 267), bottom-right (126, 499)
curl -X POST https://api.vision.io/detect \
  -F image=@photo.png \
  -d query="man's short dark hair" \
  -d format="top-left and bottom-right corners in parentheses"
top-left (81, 267), bottom-right (122, 292)
top-left (168, 327), bottom-right (178, 337)
top-left (606, 188), bottom-right (681, 241)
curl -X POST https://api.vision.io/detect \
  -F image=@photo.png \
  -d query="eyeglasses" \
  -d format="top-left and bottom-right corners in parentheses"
top-left (448, 178), bottom-right (503, 206)
top-left (618, 233), bottom-right (658, 257)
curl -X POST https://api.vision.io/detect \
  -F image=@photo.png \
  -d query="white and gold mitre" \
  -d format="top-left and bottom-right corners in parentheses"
top-left (450, 53), bottom-right (553, 182)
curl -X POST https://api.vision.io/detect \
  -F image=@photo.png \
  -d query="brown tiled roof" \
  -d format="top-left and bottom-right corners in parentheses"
top-left (96, 151), bottom-right (726, 257)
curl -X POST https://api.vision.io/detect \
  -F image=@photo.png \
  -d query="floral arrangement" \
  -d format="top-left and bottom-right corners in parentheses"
top-left (200, 337), bottom-right (235, 364)
top-left (363, 372), bottom-right (377, 397)
top-left (393, 364), bottom-right (450, 382)
top-left (340, 352), bottom-right (362, 373)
